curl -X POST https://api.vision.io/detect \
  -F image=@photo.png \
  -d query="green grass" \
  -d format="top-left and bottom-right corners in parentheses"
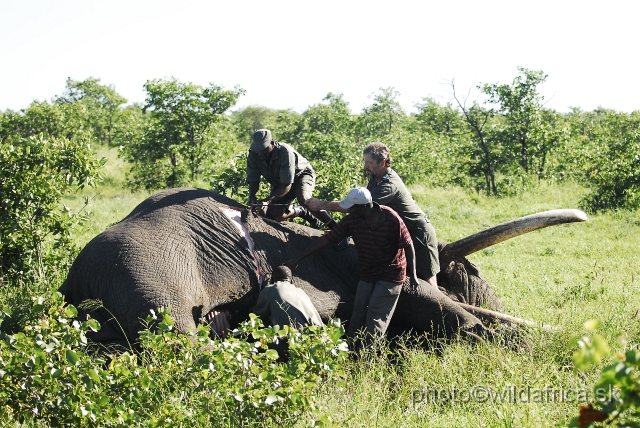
top-left (308, 183), bottom-right (639, 427)
top-left (17, 149), bottom-right (640, 426)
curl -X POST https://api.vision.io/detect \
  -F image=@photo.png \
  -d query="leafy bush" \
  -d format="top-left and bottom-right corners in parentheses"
top-left (0, 292), bottom-right (348, 426)
top-left (121, 78), bottom-right (245, 191)
top-left (0, 135), bottom-right (105, 285)
top-left (570, 320), bottom-right (640, 427)
top-left (572, 110), bottom-right (640, 212)
top-left (210, 152), bottom-right (265, 203)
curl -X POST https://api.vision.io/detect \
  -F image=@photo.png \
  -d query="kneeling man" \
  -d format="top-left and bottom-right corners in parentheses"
top-left (251, 265), bottom-right (323, 330)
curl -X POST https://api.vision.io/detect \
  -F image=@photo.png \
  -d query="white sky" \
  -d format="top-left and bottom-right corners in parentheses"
top-left (1, 0), bottom-right (639, 114)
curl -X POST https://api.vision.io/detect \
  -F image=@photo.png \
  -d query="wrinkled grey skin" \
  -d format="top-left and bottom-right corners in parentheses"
top-left (60, 188), bottom-right (491, 347)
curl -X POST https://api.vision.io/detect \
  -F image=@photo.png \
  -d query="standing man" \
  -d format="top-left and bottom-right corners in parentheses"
top-left (247, 129), bottom-right (335, 229)
top-left (284, 187), bottom-right (419, 342)
top-left (251, 265), bottom-right (323, 330)
top-left (307, 142), bottom-right (440, 287)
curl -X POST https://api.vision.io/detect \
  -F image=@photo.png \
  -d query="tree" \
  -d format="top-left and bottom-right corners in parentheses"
top-left (293, 93), bottom-right (356, 156)
top-left (412, 97), bottom-right (466, 137)
top-left (0, 101), bottom-right (89, 144)
top-left (569, 109), bottom-right (640, 212)
top-left (294, 93), bottom-right (361, 201)
top-left (230, 105), bottom-right (281, 142)
top-left (0, 135), bottom-right (105, 285)
top-left (481, 67), bottom-right (554, 176)
top-left (122, 78), bottom-right (245, 190)
top-left (451, 80), bottom-right (499, 195)
top-left (55, 77), bottom-right (127, 146)
top-left (110, 103), bottom-right (149, 149)
top-left (357, 87), bottom-right (405, 140)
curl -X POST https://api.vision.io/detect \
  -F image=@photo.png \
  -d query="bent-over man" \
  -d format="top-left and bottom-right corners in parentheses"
top-left (284, 187), bottom-right (419, 343)
top-left (247, 129), bottom-right (335, 229)
top-left (307, 142), bottom-right (440, 287)
top-left (251, 265), bottom-right (323, 330)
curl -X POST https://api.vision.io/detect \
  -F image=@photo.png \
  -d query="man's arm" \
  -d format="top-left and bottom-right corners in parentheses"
top-left (283, 235), bottom-right (332, 270)
top-left (404, 241), bottom-right (420, 291)
top-left (248, 181), bottom-right (260, 205)
top-left (369, 181), bottom-right (398, 206)
top-left (265, 183), bottom-right (293, 203)
top-left (306, 198), bottom-right (350, 213)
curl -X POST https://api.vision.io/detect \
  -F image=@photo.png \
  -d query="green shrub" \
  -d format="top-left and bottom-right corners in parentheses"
top-left (0, 291), bottom-right (348, 426)
top-left (569, 320), bottom-right (640, 427)
top-left (570, 110), bottom-right (640, 212)
top-left (0, 135), bottom-right (105, 285)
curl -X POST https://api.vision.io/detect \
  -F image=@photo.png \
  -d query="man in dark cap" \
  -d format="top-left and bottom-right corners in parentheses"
top-left (246, 129), bottom-right (335, 229)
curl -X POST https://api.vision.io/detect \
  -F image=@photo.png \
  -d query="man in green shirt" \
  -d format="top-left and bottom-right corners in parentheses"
top-left (247, 129), bottom-right (335, 229)
top-left (307, 142), bottom-right (440, 288)
top-left (251, 266), bottom-right (323, 330)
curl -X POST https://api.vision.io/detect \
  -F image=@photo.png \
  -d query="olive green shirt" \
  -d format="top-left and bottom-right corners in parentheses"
top-left (367, 168), bottom-right (428, 235)
top-left (246, 141), bottom-right (310, 187)
top-left (251, 280), bottom-right (323, 329)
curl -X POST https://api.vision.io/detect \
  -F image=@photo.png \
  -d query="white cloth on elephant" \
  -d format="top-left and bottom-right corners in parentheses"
top-left (251, 280), bottom-right (323, 329)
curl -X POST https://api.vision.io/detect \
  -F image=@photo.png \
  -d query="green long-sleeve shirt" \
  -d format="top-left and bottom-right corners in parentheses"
top-left (251, 280), bottom-right (323, 329)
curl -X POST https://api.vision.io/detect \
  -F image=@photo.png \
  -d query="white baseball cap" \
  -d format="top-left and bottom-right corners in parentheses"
top-left (338, 187), bottom-right (373, 209)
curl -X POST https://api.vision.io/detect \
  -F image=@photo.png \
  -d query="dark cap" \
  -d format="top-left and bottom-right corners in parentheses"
top-left (250, 129), bottom-right (272, 152)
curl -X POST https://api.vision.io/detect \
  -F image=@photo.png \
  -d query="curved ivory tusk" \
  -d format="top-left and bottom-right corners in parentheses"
top-left (441, 209), bottom-right (587, 261)
top-left (457, 302), bottom-right (556, 331)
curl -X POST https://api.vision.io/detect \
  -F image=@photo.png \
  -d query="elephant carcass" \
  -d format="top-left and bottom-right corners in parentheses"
top-left (59, 188), bottom-right (585, 346)
top-left (59, 188), bottom-right (481, 345)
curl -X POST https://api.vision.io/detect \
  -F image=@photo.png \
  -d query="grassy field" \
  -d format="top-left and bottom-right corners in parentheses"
top-left (56, 147), bottom-right (640, 426)
top-left (314, 185), bottom-right (639, 427)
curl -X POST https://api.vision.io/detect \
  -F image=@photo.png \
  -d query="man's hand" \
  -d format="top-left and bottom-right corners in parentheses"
top-left (254, 199), bottom-right (270, 217)
top-left (283, 258), bottom-right (299, 271)
top-left (306, 197), bottom-right (323, 211)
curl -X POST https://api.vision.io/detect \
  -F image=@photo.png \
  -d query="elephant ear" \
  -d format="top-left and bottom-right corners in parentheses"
top-left (436, 243), bottom-right (505, 312)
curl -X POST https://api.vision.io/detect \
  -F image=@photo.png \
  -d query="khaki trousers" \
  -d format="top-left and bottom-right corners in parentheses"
top-left (346, 279), bottom-right (403, 337)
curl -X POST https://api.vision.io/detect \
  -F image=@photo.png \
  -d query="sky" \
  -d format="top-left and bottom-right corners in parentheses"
top-left (1, 0), bottom-right (639, 114)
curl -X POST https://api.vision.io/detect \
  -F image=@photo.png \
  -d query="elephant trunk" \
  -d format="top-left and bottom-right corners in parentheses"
top-left (440, 209), bottom-right (587, 264)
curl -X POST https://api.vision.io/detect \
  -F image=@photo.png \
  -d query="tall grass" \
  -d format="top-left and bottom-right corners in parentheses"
top-left (311, 184), bottom-right (638, 426)
top-left (48, 147), bottom-right (640, 426)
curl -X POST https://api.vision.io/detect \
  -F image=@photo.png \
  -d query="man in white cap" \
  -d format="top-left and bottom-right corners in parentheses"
top-left (284, 187), bottom-right (419, 343)
top-left (246, 129), bottom-right (336, 229)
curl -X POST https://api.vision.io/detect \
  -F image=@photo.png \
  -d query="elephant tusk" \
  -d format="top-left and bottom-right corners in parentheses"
top-left (456, 302), bottom-right (556, 331)
top-left (440, 209), bottom-right (587, 262)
